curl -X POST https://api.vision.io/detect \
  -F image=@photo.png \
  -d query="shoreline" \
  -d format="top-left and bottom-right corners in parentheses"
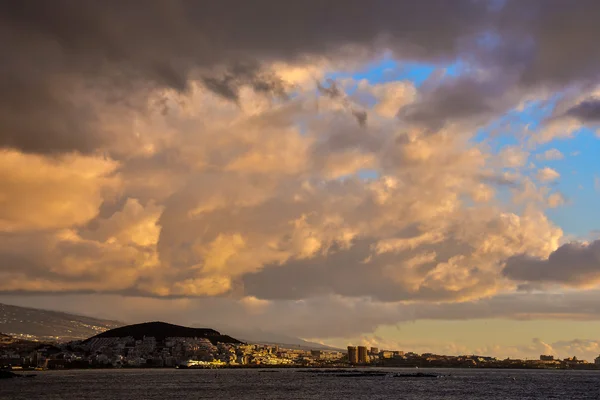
top-left (7, 364), bottom-right (600, 372)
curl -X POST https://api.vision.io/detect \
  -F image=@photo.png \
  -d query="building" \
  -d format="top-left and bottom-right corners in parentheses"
top-left (347, 346), bottom-right (358, 364)
top-left (540, 355), bottom-right (554, 361)
top-left (563, 356), bottom-right (588, 368)
top-left (357, 346), bottom-right (369, 364)
top-left (370, 347), bottom-right (379, 355)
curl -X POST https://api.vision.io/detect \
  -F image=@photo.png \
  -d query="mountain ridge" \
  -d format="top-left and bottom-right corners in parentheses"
top-left (0, 302), bottom-right (123, 341)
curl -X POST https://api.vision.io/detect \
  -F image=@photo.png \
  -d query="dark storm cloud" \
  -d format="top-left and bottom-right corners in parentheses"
top-left (0, 79), bottom-right (105, 154)
top-left (397, 76), bottom-right (511, 129)
top-left (0, 0), bottom-right (491, 154)
top-left (496, 0), bottom-right (600, 87)
top-left (503, 240), bottom-right (600, 286)
top-left (3, 0), bottom-right (600, 155)
top-left (398, 0), bottom-right (600, 126)
top-left (201, 62), bottom-right (288, 102)
top-left (565, 99), bottom-right (600, 123)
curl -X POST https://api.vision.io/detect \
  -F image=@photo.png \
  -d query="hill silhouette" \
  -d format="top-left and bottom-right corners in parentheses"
top-left (85, 321), bottom-right (243, 345)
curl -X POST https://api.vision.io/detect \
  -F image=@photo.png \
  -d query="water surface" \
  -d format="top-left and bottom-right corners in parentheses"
top-left (2, 368), bottom-right (599, 399)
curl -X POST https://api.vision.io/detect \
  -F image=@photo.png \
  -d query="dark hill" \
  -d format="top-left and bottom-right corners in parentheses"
top-left (85, 321), bottom-right (242, 345)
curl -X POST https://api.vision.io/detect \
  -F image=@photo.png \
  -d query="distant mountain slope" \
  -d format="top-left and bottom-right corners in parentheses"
top-left (217, 326), bottom-right (342, 351)
top-left (88, 321), bottom-right (243, 345)
top-left (0, 302), bottom-right (123, 342)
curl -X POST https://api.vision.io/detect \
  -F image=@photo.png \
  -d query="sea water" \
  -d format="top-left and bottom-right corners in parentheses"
top-left (1, 368), bottom-right (599, 399)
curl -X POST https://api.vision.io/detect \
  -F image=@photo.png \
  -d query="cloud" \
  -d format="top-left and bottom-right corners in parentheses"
top-left (498, 146), bottom-right (529, 168)
top-left (360, 80), bottom-right (417, 118)
top-left (2, 0), bottom-right (600, 156)
top-left (565, 98), bottom-right (600, 123)
top-left (0, 0), bottom-right (492, 155)
top-left (201, 62), bottom-right (288, 103)
top-left (536, 167), bottom-right (560, 182)
top-left (0, 230), bottom-right (155, 293)
top-left (0, 150), bottom-right (120, 232)
top-left (397, 73), bottom-right (521, 130)
top-left (0, 71), bottom-right (565, 301)
top-left (496, 0), bottom-right (600, 87)
top-left (546, 192), bottom-right (565, 208)
top-left (503, 240), bottom-right (600, 287)
top-left (241, 209), bottom-right (560, 302)
top-left (317, 79), bottom-right (369, 127)
top-left (534, 117), bottom-right (583, 144)
top-left (536, 149), bottom-right (564, 161)
top-left (2, 0), bottom-right (600, 345)
top-left (80, 198), bottom-right (163, 248)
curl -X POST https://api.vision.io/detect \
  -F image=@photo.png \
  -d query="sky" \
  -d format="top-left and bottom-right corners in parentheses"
top-left (1, 0), bottom-right (600, 360)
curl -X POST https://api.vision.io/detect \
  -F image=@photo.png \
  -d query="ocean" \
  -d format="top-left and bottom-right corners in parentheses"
top-left (1, 368), bottom-right (599, 399)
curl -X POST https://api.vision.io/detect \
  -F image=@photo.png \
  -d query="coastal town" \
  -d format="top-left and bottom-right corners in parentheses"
top-left (2, 331), bottom-right (600, 371)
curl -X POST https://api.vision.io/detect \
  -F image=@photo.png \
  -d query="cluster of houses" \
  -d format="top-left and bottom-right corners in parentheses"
top-left (0, 334), bottom-right (345, 369)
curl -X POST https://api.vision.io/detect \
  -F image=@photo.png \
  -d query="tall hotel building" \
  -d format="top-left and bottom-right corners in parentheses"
top-left (357, 346), bottom-right (369, 364)
top-left (347, 346), bottom-right (358, 364)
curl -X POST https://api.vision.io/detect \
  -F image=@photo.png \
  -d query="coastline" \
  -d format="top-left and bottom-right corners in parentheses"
top-left (7, 363), bottom-right (600, 372)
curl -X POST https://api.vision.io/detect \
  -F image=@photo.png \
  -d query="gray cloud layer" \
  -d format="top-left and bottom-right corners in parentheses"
top-left (497, 0), bottom-right (600, 87)
top-left (504, 241), bottom-right (600, 287)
